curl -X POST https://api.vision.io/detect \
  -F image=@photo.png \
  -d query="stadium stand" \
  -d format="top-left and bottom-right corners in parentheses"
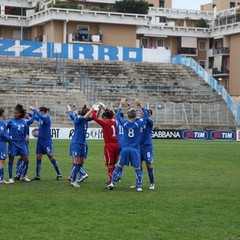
top-left (0, 56), bottom-right (236, 129)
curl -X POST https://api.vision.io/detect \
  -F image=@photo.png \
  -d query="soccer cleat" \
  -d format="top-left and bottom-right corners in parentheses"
top-left (56, 175), bottom-right (62, 180)
top-left (137, 187), bottom-right (143, 192)
top-left (8, 178), bottom-right (14, 184)
top-left (71, 181), bottom-right (80, 188)
top-left (68, 176), bottom-right (72, 182)
top-left (149, 184), bottom-right (155, 190)
top-left (130, 185), bottom-right (137, 189)
top-left (14, 176), bottom-right (20, 180)
top-left (107, 182), bottom-right (115, 190)
top-left (77, 174), bottom-right (88, 183)
top-left (20, 176), bottom-right (31, 182)
top-left (33, 176), bottom-right (41, 180)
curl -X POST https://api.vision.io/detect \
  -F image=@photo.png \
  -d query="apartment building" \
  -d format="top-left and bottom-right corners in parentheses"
top-left (0, 0), bottom-right (240, 95)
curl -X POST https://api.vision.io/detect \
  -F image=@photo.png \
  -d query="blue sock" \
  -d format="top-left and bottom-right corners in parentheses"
top-left (8, 162), bottom-right (13, 179)
top-left (0, 168), bottom-right (3, 181)
top-left (18, 161), bottom-right (25, 178)
top-left (79, 164), bottom-right (87, 178)
top-left (117, 167), bottom-right (123, 180)
top-left (135, 168), bottom-right (143, 188)
top-left (36, 160), bottom-right (42, 177)
top-left (112, 166), bottom-right (122, 184)
top-left (16, 159), bottom-right (23, 177)
top-left (51, 159), bottom-right (61, 175)
top-left (69, 163), bottom-right (75, 179)
top-left (71, 163), bottom-right (80, 182)
top-left (148, 168), bottom-right (154, 184)
top-left (20, 162), bottom-right (29, 178)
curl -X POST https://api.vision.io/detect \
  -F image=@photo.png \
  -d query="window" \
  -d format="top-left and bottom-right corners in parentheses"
top-left (199, 41), bottom-right (206, 50)
top-left (220, 18), bottom-right (226, 25)
top-left (155, 38), bottom-right (165, 47)
top-left (159, 0), bottom-right (164, 8)
top-left (230, 2), bottom-right (236, 8)
top-left (141, 38), bottom-right (149, 48)
top-left (76, 25), bottom-right (90, 42)
top-left (159, 17), bottom-right (166, 23)
top-left (227, 17), bottom-right (234, 24)
top-left (223, 58), bottom-right (229, 69)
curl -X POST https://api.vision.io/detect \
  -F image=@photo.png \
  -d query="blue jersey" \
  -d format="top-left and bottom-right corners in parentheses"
top-left (33, 109), bottom-right (52, 141)
top-left (140, 117), bottom-right (153, 146)
top-left (116, 108), bottom-right (148, 149)
top-left (68, 111), bottom-right (92, 145)
top-left (116, 119), bottom-right (124, 149)
top-left (0, 119), bottom-right (11, 160)
top-left (7, 116), bottom-right (34, 141)
top-left (0, 119), bottom-right (11, 142)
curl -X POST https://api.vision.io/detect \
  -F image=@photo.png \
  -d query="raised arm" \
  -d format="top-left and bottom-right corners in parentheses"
top-left (29, 106), bottom-right (49, 123)
top-left (135, 99), bottom-right (148, 122)
top-left (26, 113), bottom-right (35, 126)
top-left (84, 108), bottom-right (93, 120)
top-left (67, 105), bottom-right (75, 121)
top-left (116, 98), bottom-right (127, 125)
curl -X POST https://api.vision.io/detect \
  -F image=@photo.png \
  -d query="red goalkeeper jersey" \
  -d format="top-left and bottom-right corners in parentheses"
top-left (92, 110), bottom-right (118, 143)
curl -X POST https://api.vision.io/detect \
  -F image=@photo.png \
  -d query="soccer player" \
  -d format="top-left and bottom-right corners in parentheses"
top-left (114, 103), bottom-right (131, 182)
top-left (67, 104), bottom-right (92, 188)
top-left (14, 110), bottom-right (32, 180)
top-left (0, 107), bottom-right (11, 184)
top-left (29, 106), bottom-right (62, 180)
top-left (90, 102), bottom-right (120, 185)
top-left (107, 98), bottom-right (148, 192)
top-left (139, 109), bottom-right (155, 190)
top-left (67, 104), bottom-right (92, 182)
top-left (7, 104), bottom-right (35, 183)
top-left (115, 111), bottom-right (124, 182)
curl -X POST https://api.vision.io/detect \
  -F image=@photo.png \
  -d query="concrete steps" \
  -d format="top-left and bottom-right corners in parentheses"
top-left (0, 56), bottom-right (236, 128)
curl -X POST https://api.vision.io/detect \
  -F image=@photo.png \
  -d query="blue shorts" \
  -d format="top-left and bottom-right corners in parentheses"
top-left (36, 139), bottom-right (54, 156)
top-left (140, 145), bottom-right (154, 164)
top-left (0, 141), bottom-right (7, 160)
top-left (70, 143), bottom-right (87, 158)
top-left (119, 147), bottom-right (140, 168)
top-left (8, 140), bottom-right (28, 157)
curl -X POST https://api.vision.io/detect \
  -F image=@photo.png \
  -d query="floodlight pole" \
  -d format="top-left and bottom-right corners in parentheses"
top-left (20, 0), bottom-right (23, 40)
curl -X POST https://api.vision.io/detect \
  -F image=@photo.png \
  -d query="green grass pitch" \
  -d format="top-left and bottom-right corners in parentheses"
top-left (1, 139), bottom-right (240, 240)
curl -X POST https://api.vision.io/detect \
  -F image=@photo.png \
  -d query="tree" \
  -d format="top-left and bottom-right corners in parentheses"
top-left (196, 18), bottom-right (209, 28)
top-left (114, 0), bottom-right (149, 14)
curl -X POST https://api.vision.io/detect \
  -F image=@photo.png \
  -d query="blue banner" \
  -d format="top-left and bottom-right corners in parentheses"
top-left (0, 39), bottom-right (143, 62)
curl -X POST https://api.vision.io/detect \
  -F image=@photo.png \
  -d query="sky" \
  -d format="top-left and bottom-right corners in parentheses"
top-left (172, 0), bottom-right (212, 10)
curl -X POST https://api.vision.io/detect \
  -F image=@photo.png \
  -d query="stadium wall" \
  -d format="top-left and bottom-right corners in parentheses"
top-left (0, 39), bottom-right (171, 63)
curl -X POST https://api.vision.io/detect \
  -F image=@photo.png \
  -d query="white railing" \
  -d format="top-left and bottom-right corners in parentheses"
top-left (171, 55), bottom-right (240, 125)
